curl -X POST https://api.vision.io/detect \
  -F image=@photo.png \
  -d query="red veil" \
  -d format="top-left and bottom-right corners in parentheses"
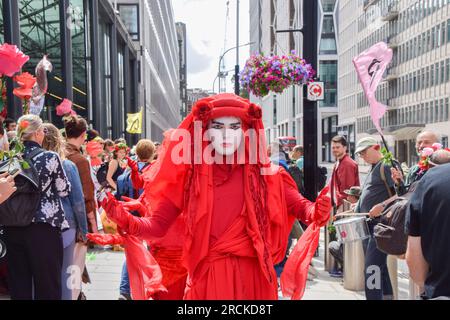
top-left (141, 94), bottom-right (318, 299)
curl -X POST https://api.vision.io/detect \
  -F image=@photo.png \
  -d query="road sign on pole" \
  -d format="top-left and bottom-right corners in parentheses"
top-left (307, 82), bottom-right (324, 101)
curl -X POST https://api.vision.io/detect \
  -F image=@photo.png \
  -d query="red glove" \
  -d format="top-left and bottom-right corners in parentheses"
top-left (121, 196), bottom-right (148, 217)
top-left (312, 186), bottom-right (332, 226)
top-left (127, 156), bottom-right (139, 173)
top-left (87, 233), bottom-right (124, 246)
top-left (101, 193), bottom-right (132, 231)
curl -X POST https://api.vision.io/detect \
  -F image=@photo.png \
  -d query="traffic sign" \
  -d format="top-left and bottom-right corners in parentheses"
top-left (307, 82), bottom-right (324, 101)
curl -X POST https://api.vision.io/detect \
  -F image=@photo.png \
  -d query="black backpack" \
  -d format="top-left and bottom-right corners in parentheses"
top-left (373, 182), bottom-right (418, 256)
top-left (288, 164), bottom-right (305, 195)
top-left (0, 149), bottom-right (43, 227)
top-left (317, 166), bottom-right (328, 191)
top-left (96, 162), bottom-right (109, 187)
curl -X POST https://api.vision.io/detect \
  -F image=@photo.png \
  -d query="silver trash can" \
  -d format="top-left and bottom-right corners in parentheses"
top-left (343, 240), bottom-right (366, 291)
top-left (333, 216), bottom-right (370, 292)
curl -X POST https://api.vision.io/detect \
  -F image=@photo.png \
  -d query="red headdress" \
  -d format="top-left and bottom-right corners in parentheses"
top-left (142, 94), bottom-right (295, 289)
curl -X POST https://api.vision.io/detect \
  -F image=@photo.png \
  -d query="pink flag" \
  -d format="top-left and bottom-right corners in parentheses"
top-left (353, 42), bottom-right (393, 134)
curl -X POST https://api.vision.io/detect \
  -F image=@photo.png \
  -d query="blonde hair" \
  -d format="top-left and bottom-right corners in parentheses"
top-left (17, 114), bottom-right (43, 142)
top-left (42, 123), bottom-right (66, 159)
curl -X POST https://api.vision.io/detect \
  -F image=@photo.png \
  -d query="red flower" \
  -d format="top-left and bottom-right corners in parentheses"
top-left (193, 101), bottom-right (212, 122)
top-left (20, 120), bottom-right (30, 130)
top-left (56, 98), bottom-right (75, 116)
top-left (248, 103), bottom-right (262, 120)
top-left (0, 44), bottom-right (30, 77)
top-left (13, 72), bottom-right (36, 100)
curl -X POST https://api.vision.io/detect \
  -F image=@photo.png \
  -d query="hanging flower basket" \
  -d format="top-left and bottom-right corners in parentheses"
top-left (239, 51), bottom-right (316, 98)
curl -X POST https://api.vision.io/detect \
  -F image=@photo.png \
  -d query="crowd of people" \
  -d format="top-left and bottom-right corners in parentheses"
top-left (0, 113), bottom-right (161, 300)
top-left (0, 93), bottom-right (448, 301)
top-left (328, 130), bottom-right (450, 300)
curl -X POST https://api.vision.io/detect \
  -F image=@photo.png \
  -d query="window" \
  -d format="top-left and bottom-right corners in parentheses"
top-left (441, 61), bottom-right (446, 84)
top-left (321, 0), bottom-right (336, 12)
top-left (447, 19), bottom-right (450, 42)
top-left (431, 64), bottom-right (435, 86)
top-left (118, 4), bottom-right (140, 41)
top-left (0, 2), bottom-right (3, 43)
top-left (446, 58), bottom-right (450, 82)
top-left (435, 62), bottom-right (440, 85)
top-left (319, 61), bottom-right (338, 107)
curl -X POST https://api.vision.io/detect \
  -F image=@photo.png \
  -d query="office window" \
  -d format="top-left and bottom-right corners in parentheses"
top-left (440, 60), bottom-right (445, 84)
top-left (0, 2), bottom-right (3, 43)
top-left (431, 64), bottom-right (435, 86)
top-left (446, 58), bottom-right (450, 82)
top-left (445, 98), bottom-right (449, 121)
top-left (447, 19), bottom-right (450, 42)
top-left (118, 4), bottom-right (140, 41)
top-left (435, 62), bottom-right (440, 84)
top-left (439, 99), bottom-right (444, 122)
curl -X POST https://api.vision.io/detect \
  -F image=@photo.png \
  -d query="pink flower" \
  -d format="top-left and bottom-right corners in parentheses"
top-left (432, 143), bottom-right (443, 151)
top-left (421, 147), bottom-right (434, 157)
top-left (56, 98), bottom-right (75, 116)
top-left (0, 43), bottom-right (30, 77)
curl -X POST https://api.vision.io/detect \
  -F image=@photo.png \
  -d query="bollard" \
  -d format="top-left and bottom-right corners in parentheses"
top-left (324, 220), bottom-right (336, 272)
top-left (343, 240), bottom-right (365, 291)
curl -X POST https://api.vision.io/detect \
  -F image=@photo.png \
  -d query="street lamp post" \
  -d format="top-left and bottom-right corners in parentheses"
top-left (213, 42), bottom-right (254, 93)
top-left (235, 0), bottom-right (240, 95)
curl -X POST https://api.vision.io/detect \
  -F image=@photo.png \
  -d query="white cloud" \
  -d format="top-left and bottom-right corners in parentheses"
top-left (173, 0), bottom-right (250, 92)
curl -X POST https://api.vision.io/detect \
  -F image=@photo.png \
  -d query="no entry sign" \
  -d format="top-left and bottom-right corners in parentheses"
top-left (307, 82), bottom-right (324, 101)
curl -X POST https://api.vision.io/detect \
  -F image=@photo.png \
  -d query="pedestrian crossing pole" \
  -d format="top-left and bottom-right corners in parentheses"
top-left (276, 3), bottom-right (319, 202)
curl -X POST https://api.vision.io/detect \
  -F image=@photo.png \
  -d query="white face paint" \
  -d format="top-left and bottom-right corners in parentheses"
top-left (207, 116), bottom-right (243, 156)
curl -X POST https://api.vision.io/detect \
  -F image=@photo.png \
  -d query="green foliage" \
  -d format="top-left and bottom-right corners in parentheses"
top-left (381, 147), bottom-right (394, 165)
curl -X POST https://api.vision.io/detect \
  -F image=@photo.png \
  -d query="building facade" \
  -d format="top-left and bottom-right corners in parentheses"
top-left (1, 0), bottom-right (182, 143)
top-left (338, 0), bottom-right (450, 165)
top-left (249, 0), bottom-right (340, 163)
top-left (1, 0), bottom-right (140, 141)
top-left (117, 0), bottom-right (181, 142)
top-left (186, 88), bottom-right (210, 115)
top-left (176, 22), bottom-right (188, 119)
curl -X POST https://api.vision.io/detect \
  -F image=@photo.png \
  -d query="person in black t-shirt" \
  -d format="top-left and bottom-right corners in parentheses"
top-left (406, 157), bottom-right (450, 299)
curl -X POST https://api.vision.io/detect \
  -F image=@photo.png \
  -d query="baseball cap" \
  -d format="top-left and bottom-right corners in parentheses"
top-left (355, 137), bottom-right (378, 154)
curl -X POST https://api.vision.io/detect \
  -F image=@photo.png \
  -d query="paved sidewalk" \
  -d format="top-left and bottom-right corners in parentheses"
top-left (1, 233), bottom-right (413, 301)
top-left (83, 247), bottom-right (126, 300)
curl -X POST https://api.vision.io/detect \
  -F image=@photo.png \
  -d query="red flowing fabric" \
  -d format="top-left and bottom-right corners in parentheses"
top-left (87, 230), bottom-right (167, 300)
top-left (103, 94), bottom-right (329, 300)
top-left (123, 235), bottom-right (167, 300)
top-left (280, 186), bottom-right (330, 300)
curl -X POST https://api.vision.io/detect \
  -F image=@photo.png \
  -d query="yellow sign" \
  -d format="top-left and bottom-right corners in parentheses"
top-left (126, 108), bottom-right (143, 134)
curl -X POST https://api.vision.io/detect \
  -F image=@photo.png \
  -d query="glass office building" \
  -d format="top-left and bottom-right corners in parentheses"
top-left (1, 0), bottom-right (139, 140)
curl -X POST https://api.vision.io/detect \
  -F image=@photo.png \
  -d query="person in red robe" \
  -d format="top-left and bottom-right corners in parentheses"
top-left (102, 94), bottom-right (331, 300)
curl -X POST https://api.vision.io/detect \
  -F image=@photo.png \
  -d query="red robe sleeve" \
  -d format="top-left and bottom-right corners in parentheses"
top-left (127, 196), bottom-right (181, 241)
top-left (281, 169), bottom-right (315, 225)
top-left (130, 169), bottom-right (145, 190)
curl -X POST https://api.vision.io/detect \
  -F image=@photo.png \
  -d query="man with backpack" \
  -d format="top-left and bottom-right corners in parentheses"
top-left (354, 137), bottom-right (396, 300)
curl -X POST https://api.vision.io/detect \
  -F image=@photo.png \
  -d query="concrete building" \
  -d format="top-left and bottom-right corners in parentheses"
top-left (117, 0), bottom-right (181, 142)
top-left (0, 0), bottom-right (139, 141)
top-left (176, 22), bottom-right (188, 119)
top-left (338, 0), bottom-right (450, 165)
top-left (249, 0), bottom-right (339, 163)
top-left (0, 0), bottom-right (182, 143)
top-left (186, 88), bottom-right (210, 115)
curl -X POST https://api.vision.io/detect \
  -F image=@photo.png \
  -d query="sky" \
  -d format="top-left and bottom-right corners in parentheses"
top-left (173, 0), bottom-right (250, 92)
